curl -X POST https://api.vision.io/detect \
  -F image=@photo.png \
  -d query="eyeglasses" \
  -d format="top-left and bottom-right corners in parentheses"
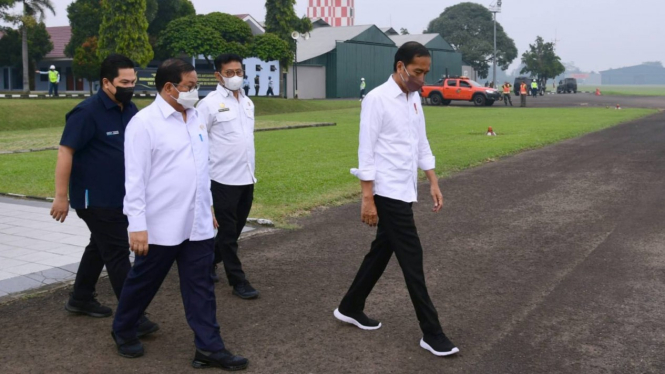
top-left (219, 69), bottom-right (244, 78)
top-left (171, 83), bottom-right (200, 93)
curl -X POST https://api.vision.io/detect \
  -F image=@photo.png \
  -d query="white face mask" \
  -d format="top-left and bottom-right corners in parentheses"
top-left (221, 74), bottom-right (243, 91)
top-left (171, 86), bottom-right (199, 109)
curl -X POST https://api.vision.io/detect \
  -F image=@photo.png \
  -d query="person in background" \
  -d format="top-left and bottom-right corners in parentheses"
top-left (531, 79), bottom-right (539, 98)
top-left (36, 65), bottom-right (60, 97)
top-left (502, 82), bottom-right (513, 106)
top-left (50, 54), bottom-right (157, 337)
top-left (197, 54), bottom-right (259, 300)
top-left (520, 81), bottom-right (529, 107)
top-left (359, 78), bottom-right (366, 101)
top-left (243, 75), bottom-right (250, 97)
top-left (266, 77), bottom-right (275, 96)
top-left (334, 42), bottom-right (459, 357)
top-left (254, 74), bottom-right (260, 96)
top-left (112, 58), bottom-right (248, 371)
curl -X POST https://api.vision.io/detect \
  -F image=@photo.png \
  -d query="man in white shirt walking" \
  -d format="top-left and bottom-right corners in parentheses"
top-left (111, 59), bottom-right (248, 371)
top-left (334, 42), bottom-right (459, 357)
top-left (198, 54), bottom-right (258, 300)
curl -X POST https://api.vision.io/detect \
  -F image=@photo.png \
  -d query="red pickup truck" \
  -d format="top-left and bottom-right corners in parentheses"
top-left (421, 77), bottom-right (502, 107)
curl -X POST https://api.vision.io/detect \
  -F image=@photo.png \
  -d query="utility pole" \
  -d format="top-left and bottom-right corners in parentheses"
top-left (291, 31), bottom-right (311, 99)
top-left (489, 1), bottom-right (502, 87)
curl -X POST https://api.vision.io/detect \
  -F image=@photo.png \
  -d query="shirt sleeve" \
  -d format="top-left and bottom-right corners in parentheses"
top-left (351, 94), bottom-right (380, 181)
top-left (416, 100), bottom-right (436, 171)
top-left (123, 116), bottom-right (152, 233)
top-left (60, 107), bottom-right (95, 151)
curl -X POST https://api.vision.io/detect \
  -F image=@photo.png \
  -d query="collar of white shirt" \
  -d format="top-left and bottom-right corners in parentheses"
top-left (386, 75), bottom-right (412, 99)
top-left (155, 93), bottom-right (197, 120)
top-left (215, 83), bottom-right (245, 99)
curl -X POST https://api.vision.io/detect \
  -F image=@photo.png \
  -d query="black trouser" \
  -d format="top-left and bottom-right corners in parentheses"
top-left (243, 86), bottom-right (249, 96)
top-left (503, 93), bottom-right (512, 106)
top-left (339, 195), bottom-right (444, 336)
top-left (211, 181), bottom-right (254, 286)
top-left (72, 208), bottom-right (131, 301)
top-left (266, 87), bottom-right (274, 96)
top-left (255, 85), bottom-right (260, 96)
top-left (113, 239), bottom-right (225, 351)
top-left (360, 89), bottom-right (366, 98)
top-left (521, 94), bottom-right (527, 107)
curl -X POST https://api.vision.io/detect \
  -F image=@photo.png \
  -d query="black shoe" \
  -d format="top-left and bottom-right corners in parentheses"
top-left (232, 281), bottom-right (259, 299)
top-left (192, 348), bottom-right (249, 370)
top-left (420, 333), bottom-right (459, 356)
top-left (111, 331), bottom-right (144, 358)
top-left (65, 293), bottom-right (112, 318)
top-left (137, 314), bottom-right (159, 338)
top-left (333, 308), bottom-right (381, 330)
top-left (211, 264), bottom-right (220, 283)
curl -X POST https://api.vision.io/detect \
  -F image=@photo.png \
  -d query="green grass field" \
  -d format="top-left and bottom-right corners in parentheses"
top-left (578, 85), bottom-right (665, 96)
top-left (0, 97), bottom-right (354, 152)
top-left (0, 97), bottom-right (359, 132)
top-left (0, 99), bottom-right (654, 225)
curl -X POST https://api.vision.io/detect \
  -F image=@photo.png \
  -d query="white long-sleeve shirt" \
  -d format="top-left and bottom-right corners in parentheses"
top-left (123, 95), bottom-right (214, 246)
top-left (351, 76), bottom-right (436, 203)
top-left (197, 84), bottom-right (257, 186)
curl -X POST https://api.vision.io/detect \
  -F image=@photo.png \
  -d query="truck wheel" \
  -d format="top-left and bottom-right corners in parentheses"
top-left (430, 93), bottom-right (443, 106)
top-left (574, 90), bottom-right (577, 94)
top-left (473, 95), bottom-right (486, 106)
top-left (442, 99), bottom-right (452, 106)
top-left (485, 100), bottom-right (495, 106)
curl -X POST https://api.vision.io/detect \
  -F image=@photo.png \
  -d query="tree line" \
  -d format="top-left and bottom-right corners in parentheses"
top-left (0, 0), bottom-right (564, 94)
top-left (0, 0), bottom-right (311, 94)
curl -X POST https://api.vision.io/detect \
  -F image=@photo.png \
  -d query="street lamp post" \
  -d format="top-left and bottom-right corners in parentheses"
top-left (291, 31), bottom-right (311, 99)
top-left (489, 1), bottom-right (502, 87)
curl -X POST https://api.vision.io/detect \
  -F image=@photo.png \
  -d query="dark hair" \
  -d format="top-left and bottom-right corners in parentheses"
top-left (214, 54), bottom-right (243, 72)
top-left (100, 54), bottom-right (135, 83)
top-left (393, 42), bottom-right (431, 72)
top-left (155, 58), bottom-right (196, 92)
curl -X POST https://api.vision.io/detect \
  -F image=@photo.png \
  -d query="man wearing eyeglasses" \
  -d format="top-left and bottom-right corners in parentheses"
top-left (197, 54), bottom-right (259, 300)
top-left (111, 58), bottom-right (248, 370)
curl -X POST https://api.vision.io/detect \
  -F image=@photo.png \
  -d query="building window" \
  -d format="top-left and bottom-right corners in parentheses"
top-left (350, 8), bottom-right (354, 17)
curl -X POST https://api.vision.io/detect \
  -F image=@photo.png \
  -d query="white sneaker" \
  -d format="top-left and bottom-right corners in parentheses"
top-left (333, 308), bottom-right (381, 330)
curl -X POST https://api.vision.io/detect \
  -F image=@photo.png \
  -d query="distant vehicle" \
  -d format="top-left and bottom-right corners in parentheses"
top-left (513, 76), bottom-right (546, 96)
top-left (421, 76), bottom-right (501, 107)
top-left (557, 78), bottom-right (578, 93)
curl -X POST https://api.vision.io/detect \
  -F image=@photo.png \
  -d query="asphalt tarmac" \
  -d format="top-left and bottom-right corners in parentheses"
top-left (1, 106), bottom-right (664, 373)
top-left (443, 91), bottom-right (665, 109)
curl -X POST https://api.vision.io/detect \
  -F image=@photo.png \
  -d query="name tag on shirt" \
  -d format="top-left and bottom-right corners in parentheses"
top-left (218, 108), bottom-right (230, 112)
top-left (106, 131), bottom-right (120, 136)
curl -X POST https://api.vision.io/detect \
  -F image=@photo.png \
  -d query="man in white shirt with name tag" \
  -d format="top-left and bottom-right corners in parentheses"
top-left (197, 54), bottom-right (259, 300)
top-left (112, 59), bottom-right (248, 371)
top-left (334, 42), bottom-right (460, 357)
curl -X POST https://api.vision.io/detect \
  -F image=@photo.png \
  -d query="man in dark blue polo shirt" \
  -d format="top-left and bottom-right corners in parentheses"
top-left (50, 55), bottom-right (157, 335)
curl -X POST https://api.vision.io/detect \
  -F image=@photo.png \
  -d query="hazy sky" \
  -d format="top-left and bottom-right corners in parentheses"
top-left (8, 0), bottom-right (663, 73)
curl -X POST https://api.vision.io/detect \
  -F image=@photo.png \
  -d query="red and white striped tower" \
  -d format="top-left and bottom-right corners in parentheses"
top-left (307, 0), bottom-right (355, 27)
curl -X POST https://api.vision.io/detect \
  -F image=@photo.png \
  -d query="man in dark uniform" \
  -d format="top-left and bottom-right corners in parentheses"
top-left (254, 74), bottom-right (260, 96)
top-left (50, 54), bottom-right (157, 335)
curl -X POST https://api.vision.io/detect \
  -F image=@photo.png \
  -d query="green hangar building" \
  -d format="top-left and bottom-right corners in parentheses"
top-left (287, 25), bottom-right (462, 99)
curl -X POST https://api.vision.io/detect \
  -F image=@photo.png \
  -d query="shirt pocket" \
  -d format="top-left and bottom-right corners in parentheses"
top-left (215, 111), bottom-right (239, 135)
top-left (244, 105), bottom-right (255, 120)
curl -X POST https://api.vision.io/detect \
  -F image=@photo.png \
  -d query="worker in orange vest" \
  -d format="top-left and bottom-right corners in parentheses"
top-left (502, 82), bottom-right (513, 106)
top-left (520, 82), bottom-right (528, 107)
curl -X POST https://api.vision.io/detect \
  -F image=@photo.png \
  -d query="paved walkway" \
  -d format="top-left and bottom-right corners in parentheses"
top-left (0, 197), bottom-right (254, 298)
top-left (0, 199), bottom-right (91, 296)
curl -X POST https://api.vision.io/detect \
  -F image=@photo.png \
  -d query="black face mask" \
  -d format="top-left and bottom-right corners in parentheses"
top-left (112, 85), bottom-right (134, 104)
